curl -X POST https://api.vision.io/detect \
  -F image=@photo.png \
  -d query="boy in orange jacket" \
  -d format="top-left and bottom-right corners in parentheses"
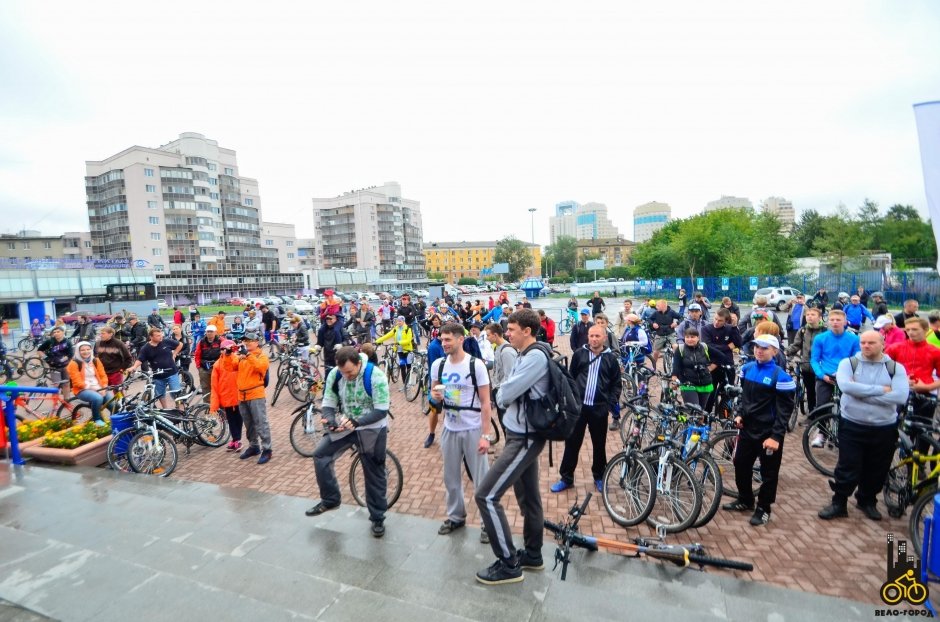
top-left (211, 339), bottom-right (243, 452)
top-left (221, 331), bottom-right (272, 463)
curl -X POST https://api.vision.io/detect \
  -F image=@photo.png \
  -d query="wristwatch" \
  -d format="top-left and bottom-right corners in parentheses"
top-left (482, 434), bottom-right (494, 443)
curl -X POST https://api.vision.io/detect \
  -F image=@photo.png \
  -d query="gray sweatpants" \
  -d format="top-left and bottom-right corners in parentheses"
top-left (441, 427), bottom-right (489, 523)
top-left (239, 398), bottom-right (271, 450)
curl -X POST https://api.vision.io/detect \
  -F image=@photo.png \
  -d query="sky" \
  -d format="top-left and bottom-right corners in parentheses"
top-left (1, 1), bottom-right (939, 246)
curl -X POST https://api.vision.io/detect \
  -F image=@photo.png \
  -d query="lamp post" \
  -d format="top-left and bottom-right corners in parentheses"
top-left (528, 207), bottom-right (536, 276)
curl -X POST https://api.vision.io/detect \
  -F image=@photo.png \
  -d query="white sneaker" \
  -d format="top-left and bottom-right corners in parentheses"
top-left (811, 432), bottom-right (826, 448)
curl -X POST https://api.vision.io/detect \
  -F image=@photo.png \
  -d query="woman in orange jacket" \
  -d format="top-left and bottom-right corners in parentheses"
top-left (66, 341), bottom-right (113, 425)
top-left (221, 331), bottom-right (272, 463)
top-left (211, 339), bottom-right (243, 451)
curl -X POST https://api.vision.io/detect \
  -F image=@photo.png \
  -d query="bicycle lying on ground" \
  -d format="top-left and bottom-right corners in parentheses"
top-left (545, 493), bottom-right (754, 581)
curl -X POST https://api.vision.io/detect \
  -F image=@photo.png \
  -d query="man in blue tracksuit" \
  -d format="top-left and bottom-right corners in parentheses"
top-left (810, 310), bottom-right (861, 412)
top-left (843, 295), bottom-right (874, 332)
top-left (784, 294), bottom-right (805, 347)
top-left (722, 334), bottom-right (796, 527)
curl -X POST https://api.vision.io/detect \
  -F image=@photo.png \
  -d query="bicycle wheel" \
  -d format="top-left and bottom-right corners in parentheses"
top-left (192, 404), bottom-right (228, 447)
top-left (909, 484), bottom-right (937, 559)
top-left (646, 454), bottom-right (702, 533)
top-left (602, 451), bottom-right (656, 526)
top-left (404, 367), bottom-right (425, 401)
top-left (289, 404), bottom-right (323, 458)
top-left (24, 357), bottom-right (48, 380)
top-left (787, 382), bottom-right (803, 433)
top-left (386, 358), bottom-right (399, 383)
top-left (559, 318), bottom-right (572, 335)
top-left (883, 453), bottom-right (913, 519)
top-left (618, 374), bottom-right (638, 409)
top-left (689, 453), bottom-right (723, 528)
top-left (18, 336), bottom-right (35, 352)
top-left (179, 369), bottom-right (196, 395)
top-left (802, 410), bottom-right (840, 477)
top-left (107, 427), bottom-right (138, 473)
top-left (270, 370), bottom-right (288, 407)
top-left (127, 429), bottom-right (178, 477)
top-left (706, 429), bottom-right (740, 499)
top-left (288, 374), bottom-right (311, 402)
top-left (56, 397), bottom-right (93, 425)
top-left (350, 448), bottom-right (403, 509)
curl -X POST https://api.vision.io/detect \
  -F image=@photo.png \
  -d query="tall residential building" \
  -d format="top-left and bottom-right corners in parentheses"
top-left (296, 238), bottom-right (319, 269)
top-left (85, 132), bottom-right (302, 298)
top-left (760, 196), bottom-right (796, 235)
top-left (549, 200), bottom-right (621, 244)
top-left (424, 241), bottom-right (541, 283)
top-left (704, 195), bottom-right (753, 213)
top-left (633, 201), bottom-right (671, 243)
top-left (312, 182), bottom-right (425, 282)
top-left (261, 221), bottom-right (300, 272)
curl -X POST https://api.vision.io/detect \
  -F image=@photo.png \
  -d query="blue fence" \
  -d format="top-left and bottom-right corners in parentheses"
top-left (630, 270), bottom-right (940, 308)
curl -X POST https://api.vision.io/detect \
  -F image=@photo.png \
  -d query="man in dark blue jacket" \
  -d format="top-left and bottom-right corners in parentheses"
top-left (722, 334), bottom-right (795, 527)
top-left (569, 308), bottom-right (593, 351)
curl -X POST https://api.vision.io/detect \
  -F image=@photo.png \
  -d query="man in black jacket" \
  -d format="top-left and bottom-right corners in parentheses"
top-left (569, 308), bottom-right (593, 351)
top-left (127, 315), bottom-right (149, 352)
top-left (397, 294), bottom-right (420, 346)
top-left (649, 299), bottom-right (682, 372)
top-left (701, 308), bottom-right (742, 413)
top-left (551, 325), bottom-right (622, 493)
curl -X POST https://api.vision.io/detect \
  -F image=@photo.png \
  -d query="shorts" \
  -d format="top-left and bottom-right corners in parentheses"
top-left (653, 333), bottom-right (677, 353)
top-left (153, 373), bottom-right (182, 399)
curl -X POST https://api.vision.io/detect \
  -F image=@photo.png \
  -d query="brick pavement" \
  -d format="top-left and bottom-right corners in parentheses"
top-left (168, 342), bottom-right (906, 606)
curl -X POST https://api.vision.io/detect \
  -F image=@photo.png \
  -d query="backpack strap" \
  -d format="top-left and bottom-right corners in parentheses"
top-left (438, 356), bottom-right (482, 412)
top-left (331, 361), bottom-right (375, 407)
top-left (849, 355), bottom-right (895, 379)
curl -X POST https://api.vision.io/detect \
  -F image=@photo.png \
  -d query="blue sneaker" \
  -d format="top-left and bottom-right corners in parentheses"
top-left (595, 480), bottom-right (603, 493)
top-left (550, 480), bottom-right (572, 493)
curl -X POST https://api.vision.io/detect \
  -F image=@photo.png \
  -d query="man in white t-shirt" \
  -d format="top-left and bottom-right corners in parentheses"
top-left (470, 321), bottom-right (495, 368)
top-left (430, 322), bottom-right (494, 543)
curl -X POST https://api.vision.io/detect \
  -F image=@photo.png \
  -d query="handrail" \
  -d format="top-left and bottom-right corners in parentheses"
top-left (1, 384), bottom-right (62, 466)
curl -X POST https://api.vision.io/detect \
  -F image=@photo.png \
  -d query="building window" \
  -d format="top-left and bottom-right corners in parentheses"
top-left (84, 241), bottom-right (92, 248)
top-left (145, 184), bottom-right (156, 192)
top-left (224, 167), bottom-right (233, 175)
top-left (149, 216), bottom-right (160, 225)
top-left (6, 242), bottom-right (13, 250)
top-left (265, 240), bottom-right (273, 246)
top-left (207, 163), bottom-right (217, 171)
top-left (209, 178), bottom-right (218, 186)
top-left (210, 192), bottom-right (219, 200)
top-left (43, 241), bottom-right (52, 249)
top-left (144, 168), bottom-right (154, 177)
top-left (287, 252), bottom-right (295, 259)
top-left (147, 200), bottom-right (157, 209)
top-left (22, 242), bottom-right (30, 250)
top-left (244, 198), bottom-right (253, 206)
top-left (152, 248), bottom-right (162, 256)
top-left (286, 240), bottom-right (294, 247)
top-left (153, 264), bottom-right (165, 271)
top-left (151, 233), bottom-right (161, 240)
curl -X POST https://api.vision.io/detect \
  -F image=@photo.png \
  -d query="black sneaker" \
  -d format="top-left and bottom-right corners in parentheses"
top-left (858, 504), bottom-right (882, 521)
top-left (475, 558), bottom-right (523, 585)
top-left (608, 418), bottom-right (620, 432)
top-left (749, 508), bottom-right (770, 526)
top-left (438, 519), bottom-right (466, 535)
top-left (305, 502), bottom-right (339, 517)
top-left (257, 449), bottom-right (272, 465)
top-left (423, 433), bottom-right (435, 449)
top-left (516, 549), bottom-right (544, 571)
top-left (722, 500), bottom-right (754, 512)
top-left (239, 446), bottom-right (261, 460)
top-left (817, 504), bottom-right (848, 520)
top-left (371, 520), bottom-right (386, 538)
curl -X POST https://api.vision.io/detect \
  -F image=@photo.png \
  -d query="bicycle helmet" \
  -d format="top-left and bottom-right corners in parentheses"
top-left (871, 291), bottom-right (884, 299)
top-left (837, 292), bottom-right (849, 300)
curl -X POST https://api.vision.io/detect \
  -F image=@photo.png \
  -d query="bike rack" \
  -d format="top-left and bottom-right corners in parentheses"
top-left (1, 384), bottom-right (61, 466)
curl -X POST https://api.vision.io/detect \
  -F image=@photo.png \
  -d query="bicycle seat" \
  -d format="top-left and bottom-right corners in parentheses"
top-left (724, 385), bottom-right (742, 397)
top-left (681, 403), bottom-right (706, 416)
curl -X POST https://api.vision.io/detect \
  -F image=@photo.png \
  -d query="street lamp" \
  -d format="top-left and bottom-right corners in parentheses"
top-left (528, 207), bottom-right (536, 276)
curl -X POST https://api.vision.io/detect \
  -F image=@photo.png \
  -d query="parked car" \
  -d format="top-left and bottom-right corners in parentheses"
top-left (285, 298), bottom-right (315, 313)
top-left (752, 287), bottom-right (802, 311)
top-left (363, 292), bottom-right (381, 301)
top-left (61, 311), bottom-right (113, 324)
top-left (157, 300), bottom-right (169, 309)
top-left (412, 289), bottom-right (430, 298)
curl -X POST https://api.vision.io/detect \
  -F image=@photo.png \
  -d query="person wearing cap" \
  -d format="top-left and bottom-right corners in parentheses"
top-left (66, 341), bottom-right (113, 425)
top-left (194, 324), bottom-right (224, 402)
top-left (875, 315), bottom-right (905, 348)
top-left (869, 292), bottom-right (888, 318)
top-left (818, 330), bottom-right (909, 521)
top-left (126, 314), bottom-right (149, 353)
top-left (319, 289), bottom-right (344, 325)
top-left (844, 295), bottom-right (874, 332)
top-left (536, 309), bottom-right (556, 347)
top-left (375, 315), bottom-right (415, 385)
top-left (649, 299), bottom-right (682, 372)
top-left (222, 331), bottom-right (272, 464)
top-left (722, 334), bottom-right (795, 526)
top-left (94, 325), bottom-right (134, 387)
top-left (588, 291), bottom-right (605, 317)
top-left (211, 339), bottom-right (244, 452)
top-left (147, 307), bottom-right (166, 331)
top-left (569, 308), bottom-right (593, 351)
top-left (676, 303), bottom-right (706, 340)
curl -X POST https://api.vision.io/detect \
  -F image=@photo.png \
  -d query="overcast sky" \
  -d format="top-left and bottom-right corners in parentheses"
top-left (1, 1), bottom-right (938, 246)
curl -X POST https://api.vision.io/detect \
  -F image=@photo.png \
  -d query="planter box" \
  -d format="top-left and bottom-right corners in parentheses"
top-left (21, 436), bottom-right (110, 467)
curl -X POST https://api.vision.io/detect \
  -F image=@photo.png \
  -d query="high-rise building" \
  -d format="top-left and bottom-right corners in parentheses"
top-left (633, 201), bottom-right (671, 243)
top-left (312, 182), bottom-right (425, 282)
top-left (760, 196), bottom-right (796, 235)
top-left (261, 221), bottom-right (300, 273)
top-left (85, 132), bottom-right (302, 298)
top-left (549, 200), bottom-right (621, 244)
top-left (704, 195), bottom-right (753, 213)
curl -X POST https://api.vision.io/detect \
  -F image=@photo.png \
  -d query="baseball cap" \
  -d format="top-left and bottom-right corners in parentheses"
top-left (580, 308), bottom-right (591, 315)
top-left (396, 315), bottom-right (405, 321)
top-left (205, 325), bottom-right (217, 332)
top-left (325, 289), bottom-right (334, 295)
top-left (220, 339), bottom-right (236, 349)
top-left (244, 331), bottom-right (261, 341)
top-left (753, 335), bottom-right (780, 349)
top-left (688, 303), bottom-right (702, 311)
top-left (874, 315), bottom-right (893, 329)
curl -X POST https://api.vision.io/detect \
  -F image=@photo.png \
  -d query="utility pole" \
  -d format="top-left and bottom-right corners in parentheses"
top-left (528, 208), bottom-right (537, 276)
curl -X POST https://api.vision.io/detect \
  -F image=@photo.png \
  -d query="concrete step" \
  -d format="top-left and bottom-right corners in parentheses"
top-left (0, 464), bottom-right (871, 621)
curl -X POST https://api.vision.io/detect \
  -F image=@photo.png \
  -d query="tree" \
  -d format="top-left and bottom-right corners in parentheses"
top-left (543, 235), bottom-right (577, 276)
top-left (812, 206), bottom-right (868, 278)
top-left (494, 236), bottom-right (533, 282)
top-left (856, 198), bottom-right (881, 232)
top-left (790, 209), bottom-right (826, 257)
top-left (457, 277), bottom-right (478, 285)
top-left (427, 271), bottom-right (447, 282)
top-left (885, 204), bottom-right (921, 222)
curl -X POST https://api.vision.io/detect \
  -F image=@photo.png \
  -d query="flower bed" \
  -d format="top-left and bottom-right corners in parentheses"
top-left (15, 418), bottom-right (70, 443)
top-left (20, 421), bottom-right (113, 467)
top-left (41, 421), bottom-right (111, 449)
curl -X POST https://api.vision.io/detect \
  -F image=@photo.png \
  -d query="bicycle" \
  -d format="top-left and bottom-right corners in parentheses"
top-left (640, 407), bottom-right (704, 533)
top-left (801, 385), bottom-right (843, 477)
top-left (546, 493), bottom-right (753, 581)
top-left (558, 309), bottom-right (577, 336)
top-left (602, 406), bottom-right (657, 528)
top-left (881, 569), bottom-right (928, 606)
top-left (378, 344), bottom-right (400, 384)
top-left (786, 359), bottom-right (807, 432)
top-left (287, 401), bottom-right (403, 508)
top-left (271, 354), bottom-right (323, 407)
top-left (404, 350), bottom-right (428, 402)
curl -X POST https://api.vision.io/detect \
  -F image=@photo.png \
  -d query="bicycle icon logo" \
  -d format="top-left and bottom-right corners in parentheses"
top-left (881, 534), bottom-right (929, 606)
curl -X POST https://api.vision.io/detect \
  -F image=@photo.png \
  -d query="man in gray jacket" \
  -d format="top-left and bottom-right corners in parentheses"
top-left (818, 330), bottom-right (909, 522)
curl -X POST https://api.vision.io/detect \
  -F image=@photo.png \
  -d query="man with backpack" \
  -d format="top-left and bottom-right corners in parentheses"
top-left (551, 324), bottom-right (622, 494)
top-left (474, 308), bottom-right (553, 585)
top-left (818, 330), bottom-right (909, 521)
top-left (429, 323), bottom-right (494, 543)
top-left (484, 322), bottom-right (517, 427)
top-left (307, 346), bottom-right (390, 538)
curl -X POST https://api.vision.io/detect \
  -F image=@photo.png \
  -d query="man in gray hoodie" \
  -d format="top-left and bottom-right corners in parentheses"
top-left (818, 330), bottom-right (909, 522)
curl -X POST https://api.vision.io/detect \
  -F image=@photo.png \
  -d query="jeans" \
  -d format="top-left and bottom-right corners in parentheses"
top-left (76, 389), bottom-right (114, 422)
top-left (153, 373), bottom-right (182, 399)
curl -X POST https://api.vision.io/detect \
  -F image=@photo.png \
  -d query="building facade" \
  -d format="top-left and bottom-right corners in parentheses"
top-left (760, 196), bottom-right (796, 235)
top-left (0, 230), bottom-right (94, 263)
top-left (312, 182), bottom-right (425, 282)
top-left (262, 221), bottom-right (300, 273)
top-left (424, 241), bottom-right (541, 282)
top-left (704, 195), bottom-right (753, 213)
top-left (85, 132), bottom-right (302, 299)
top-left (575, 237), bottom-right (635, 268)
top-left (296, 238), bottom-right (319, 269)
top-left (549, 200), bottom-right (621, 244)
top-left (632, 201), bottom-right (671, 243)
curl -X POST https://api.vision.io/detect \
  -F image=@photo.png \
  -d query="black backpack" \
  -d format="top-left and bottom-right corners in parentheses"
top-left (519, 342), bottom-right (580, 441)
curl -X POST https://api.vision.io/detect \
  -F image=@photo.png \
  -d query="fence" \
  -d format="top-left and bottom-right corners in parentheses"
top-left (627, 270), bottom-right (940, 308)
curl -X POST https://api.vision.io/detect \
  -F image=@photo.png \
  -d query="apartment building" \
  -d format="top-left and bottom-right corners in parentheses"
top-left (312, 182), bottom-right (425, 282)
top-left (575, 237), bottom-right (635, 268)
top-left (633, 201), bottom-right (671, 243)
top-left (0, 230), bottom-right (94, 263)
top-left (85, 132), bottom-right (302, 298)
top-left (262, 221), bottom-right (300, 273)
top-left (549, 200), bottom-right (622, 244)
top-left (424, 241), bottom-right (541, 282)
